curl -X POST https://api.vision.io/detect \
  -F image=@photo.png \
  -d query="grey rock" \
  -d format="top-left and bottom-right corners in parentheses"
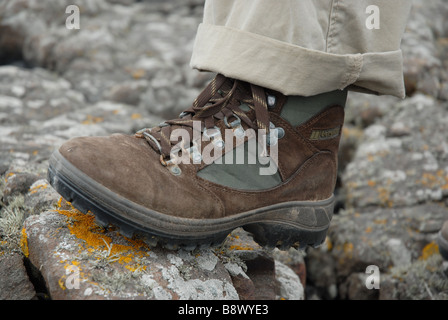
top-left (2, 172), bottom-right (41, 204)
top-left (343, 95), bottom-right (448, 209)
top-left (23, 210), bottom-right (239, 300)
top-left (380, 255), bottom-right (448, 300)
top-left (20, 202), bottom-right (303, 300)
top-left (338, 272), bottom-right (379, 300)
top-left (0, 253), bottom-right (36, 300)
top-left (275, 260), bottom-right (304, 300)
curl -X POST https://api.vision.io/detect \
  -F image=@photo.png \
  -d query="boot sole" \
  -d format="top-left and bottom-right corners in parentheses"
top-left (48, 150), bottom-right (334, 251)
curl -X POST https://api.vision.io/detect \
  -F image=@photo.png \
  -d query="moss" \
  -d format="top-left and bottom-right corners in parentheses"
top-left (0, 194), bottom-right (29, 255)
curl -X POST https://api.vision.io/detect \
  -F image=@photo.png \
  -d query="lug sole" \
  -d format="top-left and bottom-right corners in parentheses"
top-left (48, 150), bottom-right (334, 251)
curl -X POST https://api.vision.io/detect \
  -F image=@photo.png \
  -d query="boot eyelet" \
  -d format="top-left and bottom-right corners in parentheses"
top-left (170, 166), bottom-right (182, 176)
top-left (160, 155), bottom-right (182, 176)
top-left (267, 95), bottom-right (276, 108)
top-left (203, 126), bottom-right (225, 149)
top-left (224, 114), bottom-right (245, 139)
top-left (184, 141), bottom-right (202, 164)
top-left (266, 122), bottom-right (285, 146)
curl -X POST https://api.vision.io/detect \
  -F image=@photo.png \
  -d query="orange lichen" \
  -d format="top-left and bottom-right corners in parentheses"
top-left (229, 245), bottom-right (254, 251)
top-left (55, 198), bottom-right (150, 270)
top-left (20, 227), bottom-right (29, 258)
top-left (131, 69), bottom-right (146, 79)
top-left (416, 170), bottom-right (448, 190)
top-left (81, 115), bottom-right (104, 125)
top-left (373, 218), bottom-right (388, 225)
top-left (419, 242), bottom-right (439, 261)
top-left (367, 180), bottom-right (377, 187)
top-left (377, 187), bottom-right (393, 208)
top-left (324, 236), bottom-right (333, 251)
top-left (29, 183), bottom-right (48, 194)
top-left (343, 242), bottom-right (354, 255)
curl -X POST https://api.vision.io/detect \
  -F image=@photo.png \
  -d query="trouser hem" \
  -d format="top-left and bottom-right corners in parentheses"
top-left (190, 24), bottom-right (406, 98)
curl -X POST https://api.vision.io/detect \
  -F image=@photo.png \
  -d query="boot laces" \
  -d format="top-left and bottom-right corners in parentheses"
top-left (135, 74), bottom-right (273, 167)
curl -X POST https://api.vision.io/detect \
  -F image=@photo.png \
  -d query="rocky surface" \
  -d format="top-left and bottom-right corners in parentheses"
top-left (306, 0), bottom-right (448, 300)
top-left (1, 0), bottom-right (448, 300)
top-left (0, 0), bottom-right (305, 300)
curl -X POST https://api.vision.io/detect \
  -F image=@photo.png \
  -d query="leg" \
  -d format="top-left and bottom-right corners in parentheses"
top-left (191, 0), bottom-right (411, 97)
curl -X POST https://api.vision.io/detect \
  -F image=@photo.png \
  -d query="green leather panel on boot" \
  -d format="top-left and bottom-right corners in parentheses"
top-left (281, 90), bottom-right (347, 126)
top-left (197, 140), bottom-right (282, 190)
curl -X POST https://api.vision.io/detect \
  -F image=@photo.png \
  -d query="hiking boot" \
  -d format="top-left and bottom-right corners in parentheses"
top-left (437, 220), bottom-right (448, 261)
top-left (48, 74), bottom-right (347, 250)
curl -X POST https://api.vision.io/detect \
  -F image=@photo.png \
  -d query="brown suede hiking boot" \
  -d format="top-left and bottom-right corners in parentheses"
top-left (48, 74), bottom-right (347, 250)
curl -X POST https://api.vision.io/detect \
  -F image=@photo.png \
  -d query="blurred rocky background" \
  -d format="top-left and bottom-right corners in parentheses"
top-left (0, 0), bottom-right (447, 300)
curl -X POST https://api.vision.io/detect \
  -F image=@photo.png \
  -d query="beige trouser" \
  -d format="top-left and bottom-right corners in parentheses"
top-left (190, 0), bottom-right (412, 98)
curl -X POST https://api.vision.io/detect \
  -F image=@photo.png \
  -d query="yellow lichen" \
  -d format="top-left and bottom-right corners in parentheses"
top-left (324, 236), bottom-right (333, 251)
top-left (343, 242), bottom-right (354, 255)
top-left (416, 170), bottom-right (448, 190)
top-left (20, 227), bottom-right (29, 258)
top-left (29, 183), bottom-right (48, 194)
top-left (419, 242), bottom-right (439, 261)
top-left (373, 218), bottom-right (388, 225)
top-left (367, 180), bottom-right (377, 187)
top-left (58, 276), bottom-right (66, 290)
top-left (229, 245), bottom-right (254, 251)
top-left (131, 69), bottom-right (145, 79)
top-left (55, 198), bottom-right (150, 270)
top-left (377, 187), bottom-right (393, 208)
top-left (81, 115), bottom-right (104, 125)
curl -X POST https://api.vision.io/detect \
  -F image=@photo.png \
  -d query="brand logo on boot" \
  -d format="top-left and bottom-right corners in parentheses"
top-left (309, 126), bottom-right (341, 141)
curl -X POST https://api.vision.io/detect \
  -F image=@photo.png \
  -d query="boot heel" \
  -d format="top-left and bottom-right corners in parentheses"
top-left (242, 198), bottom-right (334, 250)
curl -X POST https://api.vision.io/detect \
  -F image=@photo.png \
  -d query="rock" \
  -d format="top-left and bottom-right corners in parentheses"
top-left (401, 0), bottom-right (448, 99)
top-left (0, 253), bottom-right (36, 300)
top-left (2, 172), bottom-right (41, 204)
top-left (310, 199), bottom-right (448, 299)
top-left (380, 254), bottom-right (448, 300)
top-left (275, 260), bottom-right (305, 300)
top-left (0, 0), bottom-right (210, 119)
top-left (25, 179), bottom-right (62, 215)
top-left (305, 243), bottom-right (338, 300)
top-left (338, 272), bottom-right (379, 300)
top-left (343, 95), bottom-right (448, 209)
top-left (19, 199), bottom-right (304, 300)
top-left (307, 90), bottom-right (448, 300)
top-left (23, 209), bottom-right (238, 300)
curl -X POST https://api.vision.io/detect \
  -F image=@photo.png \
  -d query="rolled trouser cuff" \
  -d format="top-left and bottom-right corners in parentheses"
top-left (190, 23), bottom-right (406, 98)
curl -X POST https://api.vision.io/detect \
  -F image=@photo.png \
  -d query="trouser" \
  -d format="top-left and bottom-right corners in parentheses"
top-left (190, 0), bottom-right (412, 98)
